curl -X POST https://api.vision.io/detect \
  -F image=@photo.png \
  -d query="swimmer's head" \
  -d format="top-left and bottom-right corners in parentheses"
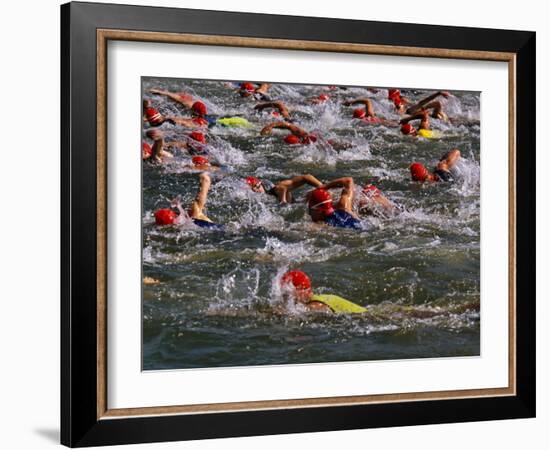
top-left (394, 97), bottom-right (407, 112)
top-left (353, 108), bottom-right (367, 119)
top-left (245, 176), bottom-right (264, 193)
top-left (362, 184), bottom-right (381, 198)
top-left (142, 142), bottom-right (152, 159)
top-left (410, 162), bottom-right (430, 182)
top-left (188, 131), bottom-right (207, 144)
top-left (192, 156), bottom-right (209, 167)
top-left (302, 134), bottom-right (317, 145)
top-left (308, 188), bottom-right (335, 218)
top-left (280, 270), bottom-right (312, 301)
top-left (154, 208), bottom-right (177, 226)
top-left (144, 106), bottom-right (164, 126)
top-left (240, 82), bottom-right (255, 97)
top-left (388, 89), bottom-right (400, 100)
top-left (401, 123), bottom-right (416, 136)
top-left (317, 93), bottom-right (329, 102)
top-left (284, 134), bottom-right (301, 145)
top-left (241, 82), bottom-right (255, 92)
top-left (191, 101), bottom-right (207, 117)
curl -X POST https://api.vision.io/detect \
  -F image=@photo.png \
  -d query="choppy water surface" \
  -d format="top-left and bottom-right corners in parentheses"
top-left (142, 77), bottom-right (480, 370)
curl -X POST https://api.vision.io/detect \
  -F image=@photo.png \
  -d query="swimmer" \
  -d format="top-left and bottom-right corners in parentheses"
top-left (409, 149), bottom-right (461, 183)
top-left (358, 184), bottom-right (397, 216)
top-left (142, 129), bottom-right (173, 163)
top-left (254, 101), bottom-right (292, 121)
top-left (387, 88), bottom-right (411, 114)
top-left (280, 270), bottom-right (367, 314)
top-left (308, 93), bottom-right (331, 104)
top-left (161, 131), bottom-right (209, 155)
top-left (245, 174), bottom-right (323, 204)
top-left (149, 88), bottom-right (199, 110)
top-left (260, 121), bottom-right (317, 145)
top-left (406, 90), bottom-right (451, 120)
top-left (399, 110), bottom-right (438, 138)
top-left (143, 99), bottom-right (211, 128)
top-left (307, 178), bottom-right (362, 230)
top-left (154, 173), bottom-right (222, 229)
top-left (238, 82), bottom-right (271, 100)
top-left (144, 99), bottom-right (251, 129)
top-left (343, 98), bottom-right (396, 125)
top-left (183, 155), bottom-right (220, 172)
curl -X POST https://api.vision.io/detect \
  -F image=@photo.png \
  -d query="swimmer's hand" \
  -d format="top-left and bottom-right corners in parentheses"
top-left (170, 196), bottom-right (183, 209)
top-left (260, 125), bottom-right (273, 136)
top-left (438, 91), bottom-right (451, 98)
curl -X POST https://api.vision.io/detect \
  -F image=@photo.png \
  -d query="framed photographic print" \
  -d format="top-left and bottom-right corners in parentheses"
top-left (61, 1), bottom-right (536, 447)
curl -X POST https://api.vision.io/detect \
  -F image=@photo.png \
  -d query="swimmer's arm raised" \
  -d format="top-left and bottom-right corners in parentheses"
top-left (149, 89), bottom-right (193, 108)
top-left (190, 172), bottom-right (212, 216)
top-left (437, 148), bottom-right (461, 171)
top-left (274, 174), bottom-right (323, 204)
top-left (254, 101), bottom-right (290, 119)
top-left (260, 122), bottom-right (305, 136)
top-left (255, 83), bottom-right (270, 95)
top-left (407, 91), bottom-right (450, 113)
top-left (322, 177), bottom-right (355, 212)
top-left (400, 111), bottom-right (430, 129)
top-left (344, 98), bottom-right (376, 116)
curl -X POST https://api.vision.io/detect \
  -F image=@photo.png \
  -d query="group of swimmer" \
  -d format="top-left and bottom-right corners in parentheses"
top-left (143, 81), bottom-right (469, 314)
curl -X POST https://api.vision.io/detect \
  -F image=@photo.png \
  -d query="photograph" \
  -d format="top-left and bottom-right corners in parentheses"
top-left (141, 77), bottom-right (481, 370)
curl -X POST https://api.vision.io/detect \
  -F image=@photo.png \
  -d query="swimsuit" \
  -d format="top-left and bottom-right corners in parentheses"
top-left (324, 210), bottom-right (362, 230)
top-left (215, 117), bottom-right (252, 128)
top-left (192, 218), bottom-right (223, 230)
top-left (309, 294), bottom-right (367, 314)
top-left (434, 169), bottom-right (454, 182)
top-left (417, 129), bottom-right (435, 139)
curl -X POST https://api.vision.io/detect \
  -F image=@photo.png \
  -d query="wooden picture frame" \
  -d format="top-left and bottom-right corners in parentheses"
top-left (61, 2), bottom-right (535, 447)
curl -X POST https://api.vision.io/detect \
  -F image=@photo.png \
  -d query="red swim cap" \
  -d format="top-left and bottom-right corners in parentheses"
top-left (145, 107), bottom-right (163, 125)
top-left (410, 162), bottom-right (429, 182)
top-left (142, 142), bottom-right (152, 158)
top-left (394, 97), bottom-right (406, 108)
top-left (192, 156), bottom-right (209, 166)
top-left (353, 108), bottom-right (367, 119)
top-left (154, 208), bottom-right (177, 225)
top-left (388, 89), bottom-right (401, 100)
top-left (308, 188), bottom-right (334, 214)
top-left (241, 82), bottom-right (256, 92)
top-left (281, 270), bottom-right (312, 295)
top-left (317, 93), bottom-right (329, 101)
top-left (188, 131), bottom-right (206, 143)
top-left (192, 101), bottom-right (207, 117)
top-left (363, 184), bottom-right (381, 197)
top-left (284, 134), bottom-right (301, 145)
top-left (192, 117), bottom-right (208, 126)
top-left (401, 123), bottom-right (415, 135)
top-left (245, 177), bottom-right (262, 188)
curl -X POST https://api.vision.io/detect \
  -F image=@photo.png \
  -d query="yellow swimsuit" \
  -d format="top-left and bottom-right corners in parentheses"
top-left (309, 294), bottom-right (367, 314)
top-left (417, 129), bottom-right (440, 139)
top-left (216, 117), bottom-right (252, 128)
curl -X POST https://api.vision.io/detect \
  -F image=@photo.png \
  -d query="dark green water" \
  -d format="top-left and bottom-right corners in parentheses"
top-left (142, 77), bottom-right (480, 370)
